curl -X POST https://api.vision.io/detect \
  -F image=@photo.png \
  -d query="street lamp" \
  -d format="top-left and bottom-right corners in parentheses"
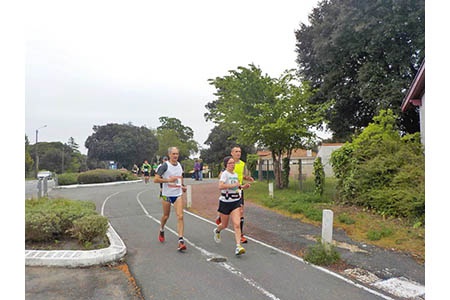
top-left (35, 125), bottom-right (47, 177)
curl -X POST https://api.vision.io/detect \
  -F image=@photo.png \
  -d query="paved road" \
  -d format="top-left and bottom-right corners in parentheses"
top-left (25, 179), bottom-right (55, 199)
top-left (46, 180), bottom-right (392, 300)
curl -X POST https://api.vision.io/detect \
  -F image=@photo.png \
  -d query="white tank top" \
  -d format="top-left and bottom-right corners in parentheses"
top-left (161, 162), bottom-right (183, 197)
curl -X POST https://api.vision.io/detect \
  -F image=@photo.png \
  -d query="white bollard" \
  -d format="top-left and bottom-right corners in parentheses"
top-left (187, 185), bottom-right (192, 208)
top-left (321, 209), bottom-right (334, 248)
top-left (268, 182), bottom-right (274, 198)
top-left (209, 171), bottom-right (211, 179)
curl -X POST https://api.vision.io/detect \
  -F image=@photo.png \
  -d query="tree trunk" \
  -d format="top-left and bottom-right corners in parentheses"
top-left (272, 151), bottom-right (283, 189)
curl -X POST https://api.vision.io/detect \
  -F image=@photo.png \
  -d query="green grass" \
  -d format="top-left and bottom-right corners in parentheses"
top-left (304, 242), bottom-right (341, 266)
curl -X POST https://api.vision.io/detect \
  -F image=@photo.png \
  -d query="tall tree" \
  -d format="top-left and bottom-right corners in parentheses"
top-left (67, 137), bottom-right (80, 153)
top-left (156, 117), bottom-right (198, 160)
top-left (205, 65), bottom-right (325, 188)
top-left (85, 123), bottom-right (158, 169)
top-left (157, 117), bottom-right (194, 143)
top-left (295, 0), bottom-right (424, 140)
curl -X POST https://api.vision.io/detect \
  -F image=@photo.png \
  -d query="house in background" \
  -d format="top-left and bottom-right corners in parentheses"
top-left (256, 149), bottom-right (317, 178)
top-left (317, 143), bottom-right (344, 177)
top-left (401, 59), bottom-right (425, 145)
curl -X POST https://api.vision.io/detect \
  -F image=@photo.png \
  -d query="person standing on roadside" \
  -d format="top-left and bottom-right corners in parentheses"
top-left (213, 156), bottom-right (250, 255)
top-left (154, 147), bottom-right (187, 251)
top-left (194, 159), bottom-right (200, 181)
top-left (199, 159), bottom-right (204, 181)
top-left (141, 160), bottom-right (151, 183)
top-left (216, 146), bottom-right (254, 244)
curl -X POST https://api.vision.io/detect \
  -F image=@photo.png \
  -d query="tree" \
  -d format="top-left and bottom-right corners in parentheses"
top-left (67, 137), bottom-right (80, 153)
top-left (25, 135), bottom-right (34, 177)
top-left (295, 0), bottom-right (425, 140)
top-left (85, 123), bottom-right (158, 169)
top-left (205, 65), bottom-right (325, 188)
top-left (156, 117), bottom-right (198, 161)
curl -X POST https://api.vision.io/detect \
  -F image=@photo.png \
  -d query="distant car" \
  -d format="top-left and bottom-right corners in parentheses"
top-left (37, 171), bottom-right (52, 180)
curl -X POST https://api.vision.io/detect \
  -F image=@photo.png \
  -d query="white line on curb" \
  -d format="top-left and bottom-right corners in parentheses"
top-left (136, 190), bottom-right (281, 300)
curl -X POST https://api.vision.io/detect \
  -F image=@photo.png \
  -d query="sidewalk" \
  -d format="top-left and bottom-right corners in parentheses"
top-left (187, 182), bottom-right (425, 300)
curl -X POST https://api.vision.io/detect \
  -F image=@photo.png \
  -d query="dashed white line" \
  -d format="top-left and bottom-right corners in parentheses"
top-left (136, 190), bottom-right (281, 300)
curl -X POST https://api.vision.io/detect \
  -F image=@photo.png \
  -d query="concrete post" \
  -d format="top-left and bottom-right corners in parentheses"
top-left (187, 185), bottom-right (192, 208)
top-left (209, 171), bottom-right (211, 179)
top-left (321, 209), bottom-right (334, 249)
top-left (43, 177), bottom-right (48, 197)
top-left (37, 178), bottom-right (43, 198)
top-left (268, 182), bottom-right (274, 198)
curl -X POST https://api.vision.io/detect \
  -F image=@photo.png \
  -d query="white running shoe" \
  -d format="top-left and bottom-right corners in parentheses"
top-left (213, 228), bottom-right (221, 243)
top-left (235, 245), bottom-right (246, 255)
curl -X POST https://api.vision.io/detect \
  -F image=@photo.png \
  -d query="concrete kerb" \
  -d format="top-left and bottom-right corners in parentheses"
top-left (25, 223), bottom-right (127, 267)
top-left (53, 179), bottom-right (142, 189)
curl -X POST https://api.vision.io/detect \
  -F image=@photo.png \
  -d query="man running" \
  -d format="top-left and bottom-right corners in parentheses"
top-left (141, 160), bottom-right (151, 184)
top-left (216, 145), bottom-right (254, 244)
top-left (154, 147), bottom-right (187, 251)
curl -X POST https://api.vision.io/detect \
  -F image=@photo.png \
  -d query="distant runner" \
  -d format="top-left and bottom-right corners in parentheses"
top-left (216, 145), bottom-right (254, 244)
top-left (141, 160), bottom-right (152, 184)
top-left (156, 156), bottom-right (169, 199)
top-left (154, 147), bottom-right (187, 251)
top-left (213, 156), bottom-right (250, 255)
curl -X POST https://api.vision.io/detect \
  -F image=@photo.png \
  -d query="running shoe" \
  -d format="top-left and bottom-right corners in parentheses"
top-left (240, 235), bottom-right (248, 244)
top-left (215, 216), bottom-right (221, 225)
top-left (213, 228), bottom-right (221, 243)
top-left (178, 239), bottom-right (187, 251)
top-left (158, 230), bottom-right (165, 243)
top-left (235, 245), bottom-right (246, 256)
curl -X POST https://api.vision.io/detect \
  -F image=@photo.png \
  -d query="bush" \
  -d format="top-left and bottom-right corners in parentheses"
top-left (56, 173), bottom-right (79, 185)
top-left (367, 226), bottom-right (393, 241)
top-left (338, 213), bottom-right (356, 225)
top-left (304, 243), bottom-right (341, 265)
top-left (77, 169), bottom-right (132, 184)
top-left (25, 210), bottom-right (61, 242)
top-left (313, 157), bottom-right (325, 196)
top-left (70, 215), bottom-right (109, 243)
top-left (330, 110), bottom-right (424, 222)
top-left (25, 198), bottom-right (99, 242)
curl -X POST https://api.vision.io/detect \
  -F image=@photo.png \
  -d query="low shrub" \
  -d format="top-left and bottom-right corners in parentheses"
top-left (57, 173), bottom-right (79, 185)
top-left (25, 198), bottom-right (99, 242)
top-left (304, 242), bottom-right (341, 265)
top-left (338, 213), bottom-right (356, 225)
top-left (77, 169), bottom-right (132, 184)
top-left (70, 215), bottom-right (109, 243)
top-left (367, 226), bottom-right (393, 241)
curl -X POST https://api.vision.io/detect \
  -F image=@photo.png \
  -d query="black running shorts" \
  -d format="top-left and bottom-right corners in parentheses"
top-left (218, 200), bottom-right (241, 215)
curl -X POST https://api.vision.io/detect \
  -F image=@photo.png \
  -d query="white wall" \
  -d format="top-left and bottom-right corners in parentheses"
top-left (317, 145), bottom-right (343, 177)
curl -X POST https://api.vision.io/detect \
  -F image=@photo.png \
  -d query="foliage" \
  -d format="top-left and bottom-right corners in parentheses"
top-left (57, 173), bottom-right (79, 186)
top-left (304, 242), bottom-right (341, 266)
top-left (205, 65), bottom-right (326, 188)
top-left (200, 124), bottom-right (254, 165)
top-left (156, 129), bottom-right (198, 162)
top-left (70, 215), bottom-right (109, 244)
top-left (313, 157), bottom-right (325, 195)
top-left (367, 226), bottom-right (393, 241)
top-left (337, 213), bottom-right (356, 225)
top-left (180, 159), bottom-right (195, 177)
top-left (295, 0), bottom-right (425, 140)
top-left (25, 151), bottom-right (34, 176)
top-left (85, 123), bottom-right (158, 169)
top-left (25, 198), bottom-right (98, 242)
top-left (330, 109), bottom-right (424, 222)
top-left (77, 169), bottom-right (133, 184)
top-left (246, 154), bottom-right (259, 175)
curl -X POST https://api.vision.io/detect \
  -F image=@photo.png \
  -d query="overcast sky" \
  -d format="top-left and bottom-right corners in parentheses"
top-left (25, 0), bottom-right (327, 155)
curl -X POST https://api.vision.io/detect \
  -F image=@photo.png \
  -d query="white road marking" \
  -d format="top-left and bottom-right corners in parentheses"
top-left (182, 206), bottom-right (397, 300)
top-left (101, 191), bottom-right (122, 216)
top-left (136, 190), bottom-right (281, 300)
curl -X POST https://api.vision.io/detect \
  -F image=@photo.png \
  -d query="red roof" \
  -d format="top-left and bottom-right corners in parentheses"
top-left (257, 149), bottom-right (316, 159)
top-left (401, 60), bottom-right (425, 112)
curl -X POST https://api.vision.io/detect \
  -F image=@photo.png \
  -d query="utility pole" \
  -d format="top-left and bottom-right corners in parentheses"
top-left (34, 125), bottom-right (47, 177)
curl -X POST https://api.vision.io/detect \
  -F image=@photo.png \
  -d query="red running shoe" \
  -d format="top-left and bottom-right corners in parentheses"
top-left (178, 239), bottom-right (187, 251)
top-left (215, 216), bottom-right (221, 225)
top-left (158, 231), bottom-right (165, 243)
top-left (240, 235), bottom-right (248, 244)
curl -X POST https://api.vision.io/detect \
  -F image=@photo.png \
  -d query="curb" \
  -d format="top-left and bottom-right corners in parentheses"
top-left (25, 223), bottom-right (126, 267)
top-left (54, 179), bottom-right (142, 189)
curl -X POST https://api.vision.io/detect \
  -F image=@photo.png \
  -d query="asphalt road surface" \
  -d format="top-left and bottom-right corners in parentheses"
top-left (46, 180), bottom-right (393, 300)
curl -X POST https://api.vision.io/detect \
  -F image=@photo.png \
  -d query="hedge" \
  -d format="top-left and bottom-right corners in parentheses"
top-left (57, 173), bottom-right (78, 185)
top-left (77, 169), bottom-right (134, 184)
top-left (25, 198), bottom-right (107, 243)
top-left (330, 110), bottom-right (424, 223)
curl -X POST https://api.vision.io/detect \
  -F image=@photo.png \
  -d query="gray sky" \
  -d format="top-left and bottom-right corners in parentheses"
top-left (25, 0), bottom-right (327, 154)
